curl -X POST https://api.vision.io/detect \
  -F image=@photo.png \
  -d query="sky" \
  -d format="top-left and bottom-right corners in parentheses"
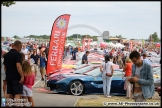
top-left (2, 1), bottom-right (161, 39)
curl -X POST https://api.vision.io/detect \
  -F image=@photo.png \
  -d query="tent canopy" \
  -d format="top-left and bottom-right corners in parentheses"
top-left (114, 43), bottom-right (125, 48)
top-left (156, 43), bottom-right (160, 47)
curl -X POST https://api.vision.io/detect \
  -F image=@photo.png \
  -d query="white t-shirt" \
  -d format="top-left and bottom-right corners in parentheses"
top-left (134, 66), bottom-right (142, 96)
top-left (21, 49), bottom-right (29, 60)
top-left (123, 51), bottom-right (126, 56)
top-left (101, 61), bottom-right (113, 74)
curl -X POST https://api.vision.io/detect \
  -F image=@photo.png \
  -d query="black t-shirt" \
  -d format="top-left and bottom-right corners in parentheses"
top-left (82, 54), bottom-right (88, 64)
top-left (30, 54), bottom-right (40, 64)
top-left (3, 49), bottom-right (22, 81)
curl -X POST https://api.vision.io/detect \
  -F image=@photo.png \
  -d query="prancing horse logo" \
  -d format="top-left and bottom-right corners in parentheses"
top-left (56, 18), bottom-right (67, 29)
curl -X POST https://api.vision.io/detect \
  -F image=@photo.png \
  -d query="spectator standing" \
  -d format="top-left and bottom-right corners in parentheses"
top-left (3, 40), bottom-right (24, 106)
top-left (21, 44), bottom-right (29, 60)
top-left (22, 60), bottom-right (35, 107)
top-left (117, 54), bottom-right (124, 69)
top-left (123, 57), bottom-right (133, 99)
top-left (39, 52), bottom-right (47, 80)
top-left (100, 55), bottom-right (114, 98)
top-left (109, 51), bottom-right (113, 62)
top-left (30, 49), bottom-right (40, 78)
top-left (142, 53), bottom-right (151, 65)
top-left (82, 51), bottom-right (90, 64)
top-left (128, 51), bottom-right (154, 103)
top-left (20, 52), bottom-right (25, 62)
top-left (71, 47), bottom-right (77, 60)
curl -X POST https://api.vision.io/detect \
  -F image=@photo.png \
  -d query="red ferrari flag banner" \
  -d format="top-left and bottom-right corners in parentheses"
top-left (82, 38), bottom-right (85, 52)
top-left (87, 38), bottom-right (91, 50)
top-left (130, 41), bottom-right (132, 51)
top-left (46, 14), bottom-right (71, 75)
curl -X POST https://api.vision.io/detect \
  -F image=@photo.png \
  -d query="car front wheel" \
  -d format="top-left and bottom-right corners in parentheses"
top-left (69, 81), bottom-right (84, 96)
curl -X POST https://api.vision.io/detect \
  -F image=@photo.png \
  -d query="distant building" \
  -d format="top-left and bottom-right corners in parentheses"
top-left (20, 38), bottom-right (35, 43)
top-left (73, 38), bottom-right (81, 41)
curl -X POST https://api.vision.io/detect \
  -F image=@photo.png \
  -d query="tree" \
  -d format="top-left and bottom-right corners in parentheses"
top-left (118, 35), bottom-right (122, 38)
top-left (115, 35), bottom-right (122, 38)
top-left (149, 32), bottom-right (160, 42)
top-left (13, 35), bottom-right (20, 39)
top-left (1, 1), bottom-right (16, 7)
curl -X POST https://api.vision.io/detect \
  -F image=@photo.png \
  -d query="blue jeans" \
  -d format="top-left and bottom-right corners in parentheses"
top-left (102, 76), bottom-right (112, 96)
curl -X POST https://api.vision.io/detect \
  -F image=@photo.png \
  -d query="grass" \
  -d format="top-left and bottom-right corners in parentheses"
top-left (75, 93), bottom-right (161, 107)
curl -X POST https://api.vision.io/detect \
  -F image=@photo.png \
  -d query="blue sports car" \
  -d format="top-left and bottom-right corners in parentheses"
top-left (46, 68), bottom-right (126, 96)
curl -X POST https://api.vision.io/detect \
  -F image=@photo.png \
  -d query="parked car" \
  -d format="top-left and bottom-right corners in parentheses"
top-left (154, 78), bottom-right (161, 89)
top-left (45, 65), bottom-right (100, 90)
top-left (154, 70), bottom-right (161, 93)
top-left (147, 52), bottom-right (159, 57)
top-left (46, 67), bottom-right (126, 96)
top-left (149, 57), bottom-right (160, 64)
top-left (2, 45), bottom-right (9, 54)
top-left (157, 86), bottom-right (161, 96)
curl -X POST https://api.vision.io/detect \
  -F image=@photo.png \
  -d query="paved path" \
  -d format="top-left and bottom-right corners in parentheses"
top-left (32, 67), bottom-right (98, 107)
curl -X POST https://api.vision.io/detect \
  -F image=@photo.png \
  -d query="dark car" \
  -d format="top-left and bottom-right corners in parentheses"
top-left (46, 67), bottom-right (126, 96)
top-left (45, 65), bottom-right (100, 91)
top-left (157, 86), bottom-right (161, 96)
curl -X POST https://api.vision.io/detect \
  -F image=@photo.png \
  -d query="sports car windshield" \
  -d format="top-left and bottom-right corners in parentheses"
top-left (153, 67), bottom-right (160, 72)
top-left (2, 46), bottom-right (8, 51)
top-left (84, 68), bottom-right (100, 77)
top-left (74, 66), bottom-right (93, 74)
top-left (154, 70), bottom-right (161, 75)
top-left (150, 58), bottom-right (160, 63)
top-left (84, 68), bottom-right (123, 77)
top-left (78, 52), bottom-right (85, 59)
top-left (74, 64), bottom-right (87, 69)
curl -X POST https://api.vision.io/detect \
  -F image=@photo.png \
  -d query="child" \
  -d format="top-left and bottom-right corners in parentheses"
top-left (1, 52), bottom-right (7, 98)
top-left (39, 52), bottom-right (47, 81)
top-left (22, 60), bottom-right (35, 107)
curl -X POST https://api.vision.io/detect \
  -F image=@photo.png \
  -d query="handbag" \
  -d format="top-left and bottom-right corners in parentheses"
top-left (105, 62), bottom-right (112, 77)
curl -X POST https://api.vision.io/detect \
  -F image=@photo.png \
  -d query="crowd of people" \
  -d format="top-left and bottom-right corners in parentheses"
top-left (1, 40), bottom-right (49, 107)
top-left (1, 39), bottom-right (160, 106)
top-left (100, 50), bottom-right (155, 103)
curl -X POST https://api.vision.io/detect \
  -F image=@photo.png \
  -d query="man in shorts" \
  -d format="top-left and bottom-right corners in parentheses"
top-left (30, 49), bottom-right (40, 78)
top-left (3, 40), bottom-right (24, 106)
top-left (39, 52), bottom-right (47, 80)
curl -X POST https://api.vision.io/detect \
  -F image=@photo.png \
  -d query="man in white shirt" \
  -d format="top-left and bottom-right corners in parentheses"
top-left (21, 44), bottom-right (29, 60)
top-left (142, 53), bottom-right (151, 65)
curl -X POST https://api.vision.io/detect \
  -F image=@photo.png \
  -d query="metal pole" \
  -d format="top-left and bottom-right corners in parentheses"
top-left (77, 33), bottom-right (78, 43)
top-left (77, 33), bottom-right (78, 47)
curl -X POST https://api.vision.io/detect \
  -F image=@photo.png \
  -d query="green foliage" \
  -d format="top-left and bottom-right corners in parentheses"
top-left (13, 35), bottom-right (20, 39)
top-left (149, 32), bottom-right (160, 42)
top-left (66, 34), bottom-right (98, 41)
top-left (1, 1), bottom-right (16, 7)
top-left (130, 38), bottom-right (135, 40)
top-left (115, 35), bottom-right (122, 38)
top-left (26, 35), bottom-right (50, 39)
top-left (15, 34), bottom-right (126, 41)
